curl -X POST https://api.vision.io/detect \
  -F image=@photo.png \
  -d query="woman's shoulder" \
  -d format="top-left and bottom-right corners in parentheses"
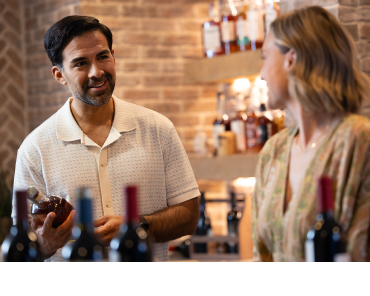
top-left (338, 114), bottom-right (370, 139)
top-left (260, 125), bottom-right (297, 155)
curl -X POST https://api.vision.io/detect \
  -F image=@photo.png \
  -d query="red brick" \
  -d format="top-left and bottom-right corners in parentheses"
top-left (162, 62), bottom-right (184, 73)
top-left (25, 18), bottom-right (38, 30)
top-left (4, 11), bottom-right (21, 33)
top-left (26, 54), bottom-right (49, 68)
top-left (0, 2), bottom-right (5, 14)
top-left (167, 115), bottom-right (200, 127)
top-left (0, 112), bottom-right (9, 127)
top-left (359, 22), bottom-right (370, 40)
top-left (362, 58), bottom-right (370, 72)
top-left (4, 0), bottom-right (20, 12)
top-left (122, 62), bottom-right (158, 72)
top-left (203, 115), bottom-right (217, 125)
top-left (0, 57), bottom-right (7, 69)
top-left (57, 7), bottom-right (73, 21)
top-left (115, 75), bottom-right (141, 87)
top-left (163, 89), bottom-right (199, 100)
top-left (0, 150), bottom-right (10, 166)
top-left (338, 6), bottom-right (358, 23)
top-left (142, 103), bottom-right (181, 113)
top-left (7, 84), bottom-right (25, 108)
top-left (7, 50), bottom-right (22, 68)
top-left (0, 74), bottom-right (7, 89)
top-left (113, 46), bottom-right (139, 59)
top-left (144, 75), bottom-right (182, 87)
top-left (4, 31), bottom-right (22, 49)
top-left (81, 4), bottom-right (119, 16)
top-left (343, 24), bottom-right (359, 41)
top-left (101, 0), bottom-right (136, 2)
top-left (142, 20), bottom-right (177, 32)
top-left (179, 20), bottom-right (203, 32)
top-left (33, 2), bottom-right (48, 15)
top-left (7, 102), bottom-right (25, 126)
top-left (123, 90), bottom-right (160, 100)
top-left (121, 33), bottom-right (161, 45)
top-left (0, 40), bottom-right (6, 54)
top-left (162, 34), bottom-right (199, 46)
top-left (143, 48), bottom-right (177, 59)
top-left (201, 85), bottom-right (219, 98)
top-left (0, 22), bottom-right (5, 35)
top-left (180, 47), bottom-right (203, 59)
top-left (184, 101), bottom-right (216, 112)
top-left (7, 66), bottom-right (24, 88)
top-left (339, 0), bottom-right (359, 6)
top-left (98, 17), bottom-right (139, 30)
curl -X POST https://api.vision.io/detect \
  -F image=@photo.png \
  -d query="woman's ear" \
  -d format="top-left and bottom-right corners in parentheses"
top-left (284, 48), bottom-right (296, 72)
top-left (52, 66), bottom-right (67, 85)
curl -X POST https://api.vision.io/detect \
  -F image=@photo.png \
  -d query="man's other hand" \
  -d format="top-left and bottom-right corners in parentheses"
top-left (93, 215), bottom-right (124, 247)
top-left (32, 210), bottom-right (76, 260)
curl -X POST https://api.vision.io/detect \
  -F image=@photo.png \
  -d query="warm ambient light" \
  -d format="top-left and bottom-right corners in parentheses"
top-left (232, 177), bottom-right (256, 189)
top-left (232, 78), bottom-right (251, 94)
top-left (254, 76), bottom-right (267, 89)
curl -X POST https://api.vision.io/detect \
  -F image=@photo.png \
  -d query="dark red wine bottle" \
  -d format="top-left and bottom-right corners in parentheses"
top-left (61, 188), bottom-right (106, 261)
top-left (305, 177), bottom-right (348, 262)
top-left (225, 191), bottom-right (242, 254)
top-left (1, 190), bottom-right (41, 262)
top-left (109, 186), bottom-right (151, 262)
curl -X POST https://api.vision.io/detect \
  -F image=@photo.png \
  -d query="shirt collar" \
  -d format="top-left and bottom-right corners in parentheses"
top-left (56, 95), bottom-right (137, 142)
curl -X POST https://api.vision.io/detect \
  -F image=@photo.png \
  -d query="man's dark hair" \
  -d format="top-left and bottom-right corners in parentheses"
top-left (44, 15), bottom-right (113, 68)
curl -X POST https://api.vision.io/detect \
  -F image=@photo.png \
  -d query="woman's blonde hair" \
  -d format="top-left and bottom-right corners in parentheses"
top-left (270, 6), bottom-right (369, 114)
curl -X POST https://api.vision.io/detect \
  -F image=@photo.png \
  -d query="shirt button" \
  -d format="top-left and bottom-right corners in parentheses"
top-left (100, 163), bottom-right (105, 167)
top-left (106, 203), bottom-right (111, 208)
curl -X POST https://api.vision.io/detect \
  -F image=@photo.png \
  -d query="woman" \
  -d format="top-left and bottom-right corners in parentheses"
top-left (252, 6), bottom-right (370, 261)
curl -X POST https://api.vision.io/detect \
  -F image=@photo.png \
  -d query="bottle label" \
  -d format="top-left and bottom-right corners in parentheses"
top-left (221, 21), bottom-right (236, 42)
top-left (202, 25), bottom-right (222, 53)
top-left (305, 240), bottom-right (315, 262)
top-left (265, 7), bottom-right (278, 33)
top-left (213, 124), bottom-right (226, 149)
top-left (231, 120), bottom-right (246, 152)
top-left (236, 19), bottom-right (249, 45)
top-left (247, 10), bottom-right (259, 41)
top-left (246, 122), bottom-right (257, 148)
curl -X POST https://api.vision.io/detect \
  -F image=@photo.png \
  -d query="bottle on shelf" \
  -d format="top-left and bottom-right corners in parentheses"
top-left (61, 188), bottom-right (106, 261)
top-left (305, 177), bottom-right (349, 262)
top-left (1, 190), bottom-right (42, 262)
top-left (264, 0), bottom-right (280, 36)
top-left (245, 107), bottom-right (260, 152)
top-left (213, 92), bottom-right (227, 155)
top-left (256, 103), bottom-right (274, 150)
top-left (225, 191), bottom-right (242, 254)
top-left (27, 186), bottom-right (74, 228)
top-left (109, 186), bottom-right (152, 262)
top-left (194, 129), bottom-right (208, 157)
top-left (220, 0), bottom-right (238, 55)
top-left (231, 93), bottom-right (247, 153)
top-left (202, 2), bottom-right (223, 58)
top-left (247, 0), bottom-right (264, 50)
top-left (194, 192), bottom-right (212, 253)
top-left (236, 0), bottom-right (251, 52)
top-left (271, 109), bottom-right (285, 133)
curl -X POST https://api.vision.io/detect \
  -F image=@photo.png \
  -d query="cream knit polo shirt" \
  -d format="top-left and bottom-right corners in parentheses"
top-left (12, 96), bottom-right (200, 262)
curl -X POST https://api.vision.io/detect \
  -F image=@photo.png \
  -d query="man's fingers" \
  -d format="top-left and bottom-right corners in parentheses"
top-left (43, 212), bottom-right (55, 232)
top-left (93, 216), bottom-right (108, 227)
top-left (57, 210), bottom-right (77, 235)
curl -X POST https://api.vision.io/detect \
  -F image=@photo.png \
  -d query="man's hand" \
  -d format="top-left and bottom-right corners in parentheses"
top-left (93, 215), bottom-right (124, 247)
top-left (32, 210), bottom-right (77, 260)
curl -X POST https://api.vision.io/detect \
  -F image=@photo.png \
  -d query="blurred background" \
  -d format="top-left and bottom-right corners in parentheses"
top-left (0, 0), bottom-right (369, 261)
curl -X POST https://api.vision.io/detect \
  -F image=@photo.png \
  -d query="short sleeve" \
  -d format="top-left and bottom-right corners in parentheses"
top-left (12, 147), bottom-right (46, 224)
top-left (161, 124), bottom-right (200, 206)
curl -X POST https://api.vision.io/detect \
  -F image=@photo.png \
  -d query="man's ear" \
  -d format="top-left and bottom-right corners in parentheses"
top-left (284, 48), bottom-right (296, 72)
top-left (111, 49), bottom-right (115, 63)
top-left (52, 66), bottom-right (67, 85)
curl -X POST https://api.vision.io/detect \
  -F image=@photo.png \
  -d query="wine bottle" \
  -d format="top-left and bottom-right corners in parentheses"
top-left (225, 191), bottom-right (242, 254)
top-left (305, 177), bottom-right (348, 262)
top-left (236, 0), bottom-right (250, 52)
top-left (256, 103), bottom-right (274, 150)
top-left (202, 3), bottom-right (223, 58)
top-left (220, 0), bottom-right (237, 55)
top-left (213, 92), bottom-right (227, 154)
top-left (231, 93), bottom-right (247, 153)
top-left (109, 186), bottom-right (152, 262)
top-left (1, 190), bottom-right (42, 262)
top-left (27, 186), bottom-right (74, 228)
top-left (194, 192), bottom-right (212, 253)
top-left (61, 188), bottom-right (106, 261)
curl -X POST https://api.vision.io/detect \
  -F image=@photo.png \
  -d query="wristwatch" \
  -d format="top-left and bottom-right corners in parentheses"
top-left (139, 215), bottom-right (149, 232)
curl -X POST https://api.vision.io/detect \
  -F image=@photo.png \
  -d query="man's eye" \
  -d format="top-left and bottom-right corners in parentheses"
top-left (75, 61), bottom-right (86, 67)
top-left (98, 55), bottom-right (108, 60)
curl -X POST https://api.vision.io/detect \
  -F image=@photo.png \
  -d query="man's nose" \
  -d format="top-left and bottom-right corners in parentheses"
top-left (88, 62), bottom-right (104, 79)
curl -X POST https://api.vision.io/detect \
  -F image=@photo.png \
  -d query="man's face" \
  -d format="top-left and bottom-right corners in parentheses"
top-left (58, 30), bottom-right (116, 106)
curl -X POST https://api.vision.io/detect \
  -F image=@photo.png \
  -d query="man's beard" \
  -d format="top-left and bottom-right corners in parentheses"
top-left (71, 73), bottom-right (116, 107)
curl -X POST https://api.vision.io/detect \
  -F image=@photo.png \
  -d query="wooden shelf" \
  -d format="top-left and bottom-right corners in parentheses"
top-left (184, 50), bottom-right (263, 84)
top-left (189, 153), bottom-right (259, 181)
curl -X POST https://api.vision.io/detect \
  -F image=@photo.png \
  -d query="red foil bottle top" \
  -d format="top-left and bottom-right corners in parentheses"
top-left (318, 177), bottom-right (334, 213)
top-left (126, 186), bottom-right (138, 222)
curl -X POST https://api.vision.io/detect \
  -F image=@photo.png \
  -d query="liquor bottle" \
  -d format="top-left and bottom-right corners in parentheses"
top-left (256, 103), bottom-right (274, 150)
top-left (194, 192), bottom-right (212, 253)
top-left (213, 92), bottom-right (227, 155)
top-left (202, 3), bottom-right (223, 58)
top-left (194, 129), bottom-right (208, 157)
top-left (61, 188), bottom-right (106, 261)
top-left (264, 0), bottom-right (280, 36)
top-left (1, 190), bottom-right (42, 262)
top-left (245, 107), bottom-right (259, 152)
top-left (305, 177), bottom-right (349, 262)
top-left (225, 191), bottom-right (242, 254)
top-left (220, 0), bottom-right (237, 55)
top-left (109, 186), bottom-right (151, 262)
top-left (236, 1), bottom-right (251, 52)
top-left (247, 1), bottom-right (264, 50)
top-left (27, 186), bottom-right (74, 228)
top-left (231, 93), bottom-right (247, 153)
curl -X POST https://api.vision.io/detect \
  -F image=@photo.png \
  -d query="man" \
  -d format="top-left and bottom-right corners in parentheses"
top-left (12, 16), bottom-right (200, 261)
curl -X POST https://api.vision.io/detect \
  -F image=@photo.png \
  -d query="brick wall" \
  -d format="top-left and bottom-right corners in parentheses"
top-left (24, 0), bottom-right (219, 155)
top-left (0, 0), bottom-right (27, 185)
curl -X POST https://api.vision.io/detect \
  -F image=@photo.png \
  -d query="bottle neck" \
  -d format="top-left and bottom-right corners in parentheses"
top-left (126, 186), bottom-right (139, 223)
top-left (78, 198), bottom-right (93, 229)
top-left (16, 191), bottom-right (29, 231)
